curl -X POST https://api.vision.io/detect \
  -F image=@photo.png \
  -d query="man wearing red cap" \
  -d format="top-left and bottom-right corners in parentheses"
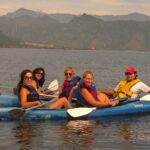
top-left (100, 66), bottom-right (150, 99)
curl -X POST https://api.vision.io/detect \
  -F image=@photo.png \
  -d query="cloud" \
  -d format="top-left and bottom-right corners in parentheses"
top-left (120, 0), bottom-right (150, 3)
top-left (0, 0), bottom-right (149, 15)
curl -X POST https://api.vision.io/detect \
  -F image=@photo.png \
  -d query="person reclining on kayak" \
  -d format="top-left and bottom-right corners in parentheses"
top-left (100, 66), bottom-right (150, 100)
top-left (58, 66), bottom-right (81, 101)
top-left (17, 69), bottom-right (72, 109)
top-left (69, 70), bottom-right (119, 108)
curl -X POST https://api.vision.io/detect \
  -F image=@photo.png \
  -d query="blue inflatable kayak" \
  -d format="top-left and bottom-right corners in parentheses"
top-left (0, 95), bottom-right (150, 120)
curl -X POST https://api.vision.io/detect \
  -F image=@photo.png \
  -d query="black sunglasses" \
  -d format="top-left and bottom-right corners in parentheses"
top-left (24, 76), bottom-right (33, 80)
top-left (65, 72), bottom-right (73, 76)
top-left (125, 72), bottom-right (133, 75)
top-left (37, 72), bottom-right (44, 75)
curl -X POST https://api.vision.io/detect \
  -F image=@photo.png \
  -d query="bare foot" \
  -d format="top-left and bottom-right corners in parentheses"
top-left (110, 100), bottom-right (119, 106)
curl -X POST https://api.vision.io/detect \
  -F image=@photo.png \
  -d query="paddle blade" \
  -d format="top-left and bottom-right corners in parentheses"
top-left (67, 107), bottom-right (96, 118)
top-left (48, 80), bottom-right (59, 91)
top-left (140, 94), bottom-right (150, 101)
top-left (9, 109), bottom-right (25, 119)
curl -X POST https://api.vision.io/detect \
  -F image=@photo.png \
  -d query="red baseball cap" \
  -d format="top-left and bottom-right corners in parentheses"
top-left (125, 66), bottom-right (137, 73)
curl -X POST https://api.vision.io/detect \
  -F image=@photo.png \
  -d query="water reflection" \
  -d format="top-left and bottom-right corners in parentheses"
top-left (119, 122), bottom-right (134, 141)
top-left (15, 122), bottom-right (32, 145)
top-left (10, 116), bottom-right (150, 150)
top-left (12, 120), bottom-right (98, 150)
top-left (61, 120), bottom-right (97, 149)
top-left (12, 120), bottom-right (137, 150)
top-left (13, 121), bottom-right (43, 150)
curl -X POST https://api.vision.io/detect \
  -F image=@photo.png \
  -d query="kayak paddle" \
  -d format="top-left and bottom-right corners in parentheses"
top-left (139, 94), bottom-right (150, 101)
top-left (67, 107), bottom-right (96, 117)
top-left (67, 94), bottom-right (150, 118)
top-left (40, 80), bottom-right (59, 97)
top-left (9, 80), bottom-right (59, 119)
top-left (119, 94), bottom-right (150, 104)
top-left (9, 97), bottom-right (58, 119)
top-left (47, 80), bottom-right (59, 91)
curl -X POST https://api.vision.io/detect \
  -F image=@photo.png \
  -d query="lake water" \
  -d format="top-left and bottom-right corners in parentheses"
top-left (0, 48), bottom-right (150, 150)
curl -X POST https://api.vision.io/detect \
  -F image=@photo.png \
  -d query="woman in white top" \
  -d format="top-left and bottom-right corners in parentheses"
top-left (100, 66), bottom-right (150, 99)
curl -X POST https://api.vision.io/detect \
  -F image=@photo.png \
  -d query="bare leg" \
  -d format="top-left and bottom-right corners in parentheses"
top-left (97, 93), bottom-right (119, 106)
top-left (97, 93), bottom-right (110, 104)
top-left (48, 97), bottom-right (72, 109)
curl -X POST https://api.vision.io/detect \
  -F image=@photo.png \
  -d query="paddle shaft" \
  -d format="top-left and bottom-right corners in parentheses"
top-left (9, 97), bottom-right (59, 119)
top-left (26, 97), bottom-right (58, 111)
top-left (39, 93), bottom-right (58, 98)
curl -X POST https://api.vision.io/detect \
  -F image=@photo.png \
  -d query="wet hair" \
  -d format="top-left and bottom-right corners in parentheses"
top-left (33, 67), bottom-right (45, 88)
top-left (64, 66), bottom-right (75, 75)
top-left (17, 69), bottom-right (33, 93)
top-left (83, 70), bottom-right (94, 79)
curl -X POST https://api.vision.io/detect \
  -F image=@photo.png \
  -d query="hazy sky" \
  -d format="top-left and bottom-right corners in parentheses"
top-left (0, 0), bottom-right (150, 16)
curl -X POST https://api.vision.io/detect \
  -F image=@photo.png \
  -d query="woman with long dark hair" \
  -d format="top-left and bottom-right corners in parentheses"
top-left (33, 67), bottom-right (45, 89)
top-left (17, 69), bottom-right (72, 109)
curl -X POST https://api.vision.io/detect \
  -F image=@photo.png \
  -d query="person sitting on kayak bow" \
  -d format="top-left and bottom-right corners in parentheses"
top-left (58, 66), bottom-right (81, 101)
top-left (100, 66), bottom-right (150, 100)
top-left (69, 71), bottom-right (119, 108)
top-left (17, 69), bottom-right (71, 109)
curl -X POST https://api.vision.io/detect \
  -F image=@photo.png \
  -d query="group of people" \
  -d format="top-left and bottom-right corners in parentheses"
top-left (17, 66), bottom-right (150, 110)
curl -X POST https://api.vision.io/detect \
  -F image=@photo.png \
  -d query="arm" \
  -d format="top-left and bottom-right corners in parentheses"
top-left (68, 85), bottom-right (78, 102)
top-left (20, 88), bottom-right (42, 108)
top-left (81, 88), bottom-right (110, 108)
top-left (32, 80), bottom-right (43, 94)
top-left (98, 82), bottom-right (121, 98)
top-left (58, 84), bottom-right (63, 97)
top-left (132, 82), bottom-right (150, 94)
top-left (98, 89), bottom-right (115, 96)
top-left (98, 89), bottom-right (117, 98)
top-left (141, 83), bottom-right (150, 93)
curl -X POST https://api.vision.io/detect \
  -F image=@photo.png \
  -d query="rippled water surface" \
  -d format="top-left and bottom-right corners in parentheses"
top-left (0, 48), bottom-right (150, 150)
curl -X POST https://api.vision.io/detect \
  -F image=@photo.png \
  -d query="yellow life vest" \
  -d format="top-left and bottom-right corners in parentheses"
top-left (117, 78), bottom-right (141, 98)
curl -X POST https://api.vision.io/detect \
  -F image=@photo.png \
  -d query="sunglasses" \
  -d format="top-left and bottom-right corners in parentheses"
top-left (125, 72), bottom-right (134, 75)
top-left (65, 72), bottom-right (73, 76)
top-left (24, 76), bottom-right (33, 80)
top-left (36, 72), bottom-right (43, 75)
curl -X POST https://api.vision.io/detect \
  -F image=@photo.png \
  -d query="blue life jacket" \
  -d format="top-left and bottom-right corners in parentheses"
top-left (18, 83), bottom-right (39, 102)
top-left (61, 76), bottom-right (81, 98)
top-left (75, 80), bottom-right (97, 107)
top-left (36, 80), bottom-right (40, 89)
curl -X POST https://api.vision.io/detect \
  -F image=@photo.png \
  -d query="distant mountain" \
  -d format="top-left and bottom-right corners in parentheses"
top-left (0, 12), bottom-right (150, 51)
top-left (48, 14), bottom-right (76, 23)
top-left (55, 14), bottom-right (150, 50)
top-left (3, 8), bottom-right (150, 23)
top-left (4, 8), bottom-right (75, 23)
top-left (4, 8), bottom-right (45, 18)
top-left (0, 31), bottom-right (22, 47)
top-left (95, 12), bottom-right (150, 22)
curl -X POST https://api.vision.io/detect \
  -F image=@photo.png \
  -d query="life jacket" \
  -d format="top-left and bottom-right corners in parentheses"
top-left (35, 79), bottom-right (45, 89)
top-left (75, 80), bottom-right (97, 107)
top-left (36, 80), bottom-right (40, 89)
top-left (117, 78), bottom-right (141, 98)
top-left (60, 76), bottom-right (81, 98)
top-left (18, 83), bottom-right (40, 102)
